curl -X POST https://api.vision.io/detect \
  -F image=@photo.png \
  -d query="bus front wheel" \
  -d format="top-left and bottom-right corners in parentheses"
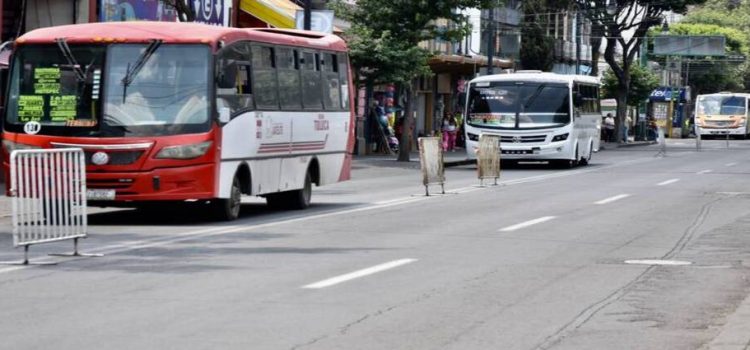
top-left (213, 176), bottom-right (242, 221)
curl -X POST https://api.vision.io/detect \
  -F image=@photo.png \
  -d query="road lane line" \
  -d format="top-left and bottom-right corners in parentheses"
top-left (0, 155), bottom-right (664, 275)
top-left (726, 162), bottom-right (737, 167)
top-left (594, 194), bottom-right (630, 205)
top-left (697, 169), bottom-right (713, 174)
top-left (657, 178), bottom-right (680, 186)
top-left (302, 259), bottom-right (417, 289)
top-left (499, 216), bottom-right (556, 232)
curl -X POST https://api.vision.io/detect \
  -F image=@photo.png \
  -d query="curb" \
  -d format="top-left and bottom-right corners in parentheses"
top-left (444, 159), bottom-right (476, 167)
top-left (600, 141), bottom-right (657, 150)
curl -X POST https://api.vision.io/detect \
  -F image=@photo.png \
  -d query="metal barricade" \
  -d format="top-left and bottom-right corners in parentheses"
top-left (4, 148), bottom-right (97, 265)
top-left (477, 134), bottom-right (501, 186)
top-left (418, 137), bottom-right (445, 196)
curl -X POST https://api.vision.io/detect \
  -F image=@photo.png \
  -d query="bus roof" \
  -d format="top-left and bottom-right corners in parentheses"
top-left (697, 92), bottom-right (750, 98)
top-left (470, 72), bottom-right (600, 85)
top-left (16, 21), bottom-right (347, 52)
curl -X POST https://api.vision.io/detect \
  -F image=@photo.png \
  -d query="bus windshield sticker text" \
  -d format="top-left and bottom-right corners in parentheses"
top-left (34, 67), bottom-right (61, 94)
top-left (17, 95), bottom-right (45, 121)
top-left (50, 95), bottom-right (77, 121)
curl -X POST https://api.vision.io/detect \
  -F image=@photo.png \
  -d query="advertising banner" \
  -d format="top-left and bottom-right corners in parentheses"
top-left (100, 0), bottom-right (176, 22)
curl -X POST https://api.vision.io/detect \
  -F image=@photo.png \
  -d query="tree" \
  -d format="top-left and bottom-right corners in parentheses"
top-left (574, 0), bottom-right (707, 140)
top-left (339, 0), bottom-right (494, 161)
top-left (160, 0), bottom-right (195, 22)
top-left (681, 0), bottom-right (750, 91)
top-left (654, 22), bottom-right (748, 94)
top-left (602, 64), bottom-right (659, 106)
top-left (520, 0), bottom-right (566, 71)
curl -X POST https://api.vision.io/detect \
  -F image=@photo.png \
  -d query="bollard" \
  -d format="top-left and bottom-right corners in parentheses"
top-left (477, 135), bottom-right (501, 186)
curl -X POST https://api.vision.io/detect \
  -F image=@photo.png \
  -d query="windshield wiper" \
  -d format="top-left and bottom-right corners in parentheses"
top-left (121, 39), bottom-right (163, 102)
top-left (55, 38), bottom-right (86, 82)
top-left (523, 84), bottom-right (546, 110)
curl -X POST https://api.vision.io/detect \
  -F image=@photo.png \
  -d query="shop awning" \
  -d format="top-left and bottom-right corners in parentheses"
top-left (240, 0), bottom-right (300, 29)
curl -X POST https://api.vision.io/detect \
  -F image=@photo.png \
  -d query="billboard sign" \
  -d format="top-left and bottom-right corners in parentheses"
top-left (295, 10), bottom-right (334, 33)
top-left (192, 0), bottom-right (225, 26)
top-left (653, 36), bottom-right (725, 57)
top-left (100, 0), bottom-right (176, 22)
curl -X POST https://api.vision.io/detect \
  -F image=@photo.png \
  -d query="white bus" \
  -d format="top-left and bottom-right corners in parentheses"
top-left (695, 92), bottom-right (750, 138)
top-left (464, 72), bottom-right (601, 167)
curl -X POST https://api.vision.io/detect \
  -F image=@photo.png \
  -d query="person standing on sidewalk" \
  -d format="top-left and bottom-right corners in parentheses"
top-left (623, 115), bottom-right (632, 143)
top-left (604, 113), bottom-right (615, 142)
top-left (442, 114), bottom-right (458, 152)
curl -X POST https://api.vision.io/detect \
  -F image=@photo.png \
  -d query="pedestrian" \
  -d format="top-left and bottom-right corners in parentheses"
top-left (604, 113), bottom-right (615, 142)
top-left (442, 114), bottom-right (458, 152)
top-left (623, 115), bottom-right (632, 143)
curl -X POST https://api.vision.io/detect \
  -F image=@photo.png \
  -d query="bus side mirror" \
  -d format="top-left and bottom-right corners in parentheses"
top-left (218, 107), bottom-right (231, 124)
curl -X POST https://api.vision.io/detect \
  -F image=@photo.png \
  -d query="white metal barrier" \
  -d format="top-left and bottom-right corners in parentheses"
top-left (477, 134), bottom-right (501, 186)
top-left (4, 148), bottom-right (98, 265)
top-left (418, 137), bottom-right (445, 196)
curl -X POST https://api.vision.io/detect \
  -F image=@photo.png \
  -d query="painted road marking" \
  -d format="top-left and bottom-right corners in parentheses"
top-left (0, 156), bottom-right (662, 275)
top-left (595, 194), bottom-right (630, 205)
top-left (302, 259), bottom-right (417, 289)
top-left (697, 169), bottom-right (713, 174)
top-left (499, 216), bottom-right (556, 232)
top-left (726, 162), bottom-right (737, 167)
top-left (625, 259), bottom-right (692, 266)
top-left (657, 178), bottom-right (680, 186)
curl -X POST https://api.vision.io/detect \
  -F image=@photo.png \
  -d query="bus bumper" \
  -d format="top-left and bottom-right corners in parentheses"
top-left (466, 140), bottom-right (574, 160)
top-left (696, 126), bottom-right (746, 136)
top-left (86, 163), bottom-right (216, 202)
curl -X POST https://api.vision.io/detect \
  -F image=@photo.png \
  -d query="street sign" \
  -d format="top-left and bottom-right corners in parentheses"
top-left (192, 0), bottom-right (224, 26)
top-left (295, 10), bottom-right (335, 33)
top-left (653, 36), bottom-right (725, 57)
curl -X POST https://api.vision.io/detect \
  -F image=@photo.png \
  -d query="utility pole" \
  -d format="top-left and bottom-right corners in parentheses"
top-left (486, 7), bottom-right (495, 75)
top-left (304, 0), bottom-right (312, 30)
top-left (575, 8), bottom-right (581, 75)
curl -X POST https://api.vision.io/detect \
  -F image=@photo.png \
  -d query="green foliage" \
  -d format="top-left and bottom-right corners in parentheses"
top-left (602, 65), bottom-right (660, 106)
top-left (520, 22), bottom-right (555, 71)
top-left (342, 0), bottom-right (495, 86)
top-left (520, 0), bottom-right (564, 71)
top-left (683, 0), bottom-right (750, 33)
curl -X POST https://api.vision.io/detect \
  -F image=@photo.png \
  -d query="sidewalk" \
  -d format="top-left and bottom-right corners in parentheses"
top-left (355, 148), bottom-right (474, 169)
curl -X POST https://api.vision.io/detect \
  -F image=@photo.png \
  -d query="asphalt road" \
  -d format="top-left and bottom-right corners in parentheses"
top-left (2, 139), bottom-right (750, 350)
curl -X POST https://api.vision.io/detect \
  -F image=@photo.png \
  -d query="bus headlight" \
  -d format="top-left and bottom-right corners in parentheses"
top-left (2, 140), bottom-right (41, 152)
top-left (155, 141), bottom-right (212, 160)
top-left (552, 133), bottom-right (569, 142)
top-left (467, 133), bottom-right (479, 141)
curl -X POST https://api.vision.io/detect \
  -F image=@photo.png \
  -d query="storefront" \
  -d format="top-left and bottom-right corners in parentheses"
top-left (648, 86), bottom-right (692, 138)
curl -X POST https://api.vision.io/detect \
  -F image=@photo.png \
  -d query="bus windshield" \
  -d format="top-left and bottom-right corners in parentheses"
top-left (697, 95), bottom-right (747, 116)
top-left (467, 82), bottom-right (570, 129)
top-left (5, 44), bottom-right (211, 137)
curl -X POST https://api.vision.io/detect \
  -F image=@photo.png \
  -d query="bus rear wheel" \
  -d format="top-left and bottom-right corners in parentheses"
top-left (266, 171), bottom-right (312, 210)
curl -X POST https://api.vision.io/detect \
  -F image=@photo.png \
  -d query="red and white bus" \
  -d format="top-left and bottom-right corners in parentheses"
top-left (2, 22), bottom-right (355, 220)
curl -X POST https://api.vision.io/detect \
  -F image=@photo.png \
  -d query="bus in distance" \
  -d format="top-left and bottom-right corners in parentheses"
top-left (2, 22), bottom-right (355, 220)
top-left (463, 72), bottom-right (601, 167)
top-left (695, 92), bottom-right (750, 138)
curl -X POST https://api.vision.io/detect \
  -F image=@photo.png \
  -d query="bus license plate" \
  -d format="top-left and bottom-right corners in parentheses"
top-left (87, 189), bottom-right (115, 201)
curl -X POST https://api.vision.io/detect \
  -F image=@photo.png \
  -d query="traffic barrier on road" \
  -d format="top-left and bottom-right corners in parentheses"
top-left (477, 134), bottom-right (501, 186)
top-left (418, 137), bottom-right (445, 196)
top-left (2, 148), bottom-right (98, 265)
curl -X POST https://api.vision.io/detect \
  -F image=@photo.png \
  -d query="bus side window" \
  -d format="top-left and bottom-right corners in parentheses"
top-left (216, 42), bottom-right (253, 116)
top-left (338, 53), bottom-right (350, 110)
top-left (277, 47), bottom-right (302, 110)
top-left (301, 51), bottom-right (323, 110)
top-left (251, 45), bottom-right (279, 109)
top-left (321, 52), bottom-right (340, 111)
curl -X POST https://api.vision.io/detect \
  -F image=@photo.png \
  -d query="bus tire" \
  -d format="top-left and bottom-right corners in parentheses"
top-left (579, 141), bottom-right (593, 166)
top-left (213, 176), bottom-right (242, 221)
top-left (266, 171), bottom-right (313, 210)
